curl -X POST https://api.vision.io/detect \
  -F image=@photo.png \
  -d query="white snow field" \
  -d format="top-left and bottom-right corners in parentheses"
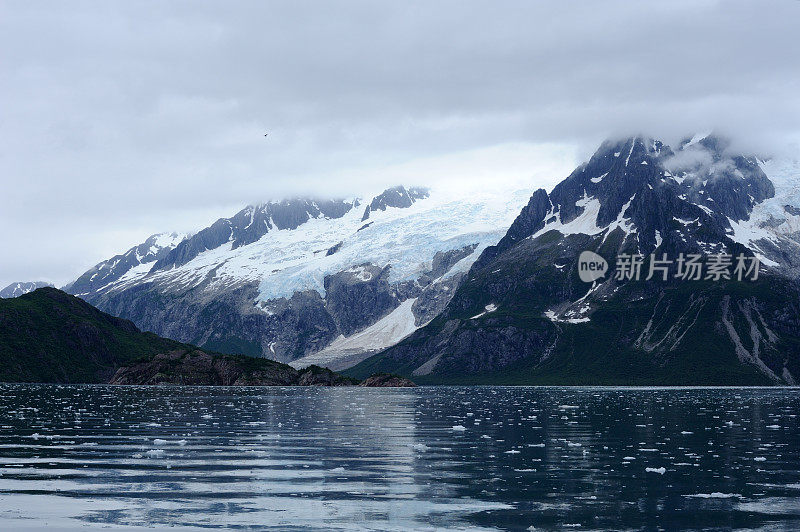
top-left (289, 297), bottom-right (420, 370)
top-left (98, 186), bottom-right (532, 304)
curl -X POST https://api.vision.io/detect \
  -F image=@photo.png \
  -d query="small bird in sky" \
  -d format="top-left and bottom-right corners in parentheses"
top-left (264, 132), bottom-right (269, 137)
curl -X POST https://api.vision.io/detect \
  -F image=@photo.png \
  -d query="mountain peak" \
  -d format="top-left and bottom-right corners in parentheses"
top-left (66, 231), bottom-right (186, 296)
top-left (474, 134), bottom-right (779, 280)
top-left (151, 197), bottom-right (360, 271)
top-left (0, 281), bottom-right (54, 299)
top-left (362, 186), bottom-right (430, 221)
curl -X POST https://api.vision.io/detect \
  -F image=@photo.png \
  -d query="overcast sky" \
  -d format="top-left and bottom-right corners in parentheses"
top-left (2, 0), bottom-right (800, 288)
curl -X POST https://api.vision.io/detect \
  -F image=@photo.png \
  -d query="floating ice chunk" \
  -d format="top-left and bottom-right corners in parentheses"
top-left (685, 493), bottom-right (741, 499)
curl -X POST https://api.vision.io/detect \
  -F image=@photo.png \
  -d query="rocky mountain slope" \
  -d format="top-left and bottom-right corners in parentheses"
top-left (0, 287), bottom-right (401, 386)
top-left (66, 185), bottom-right (529, 369)
top-left (349, 135), bottom-right (800, 385)
top-left (0, 281), bottom-right (53, 298)
top-left (65, 232), bottom-right (186, 296)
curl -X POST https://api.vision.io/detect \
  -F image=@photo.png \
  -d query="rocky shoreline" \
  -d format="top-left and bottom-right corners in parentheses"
top-left (110, 349), bottom-right (415, 387)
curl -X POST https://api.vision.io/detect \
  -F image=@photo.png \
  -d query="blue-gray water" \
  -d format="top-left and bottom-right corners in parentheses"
top-left (0, 385), bottom-right (799, 530)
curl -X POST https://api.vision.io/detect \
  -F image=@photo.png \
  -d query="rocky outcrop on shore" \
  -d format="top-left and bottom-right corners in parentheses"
top-left (109, 350), bottom-right (359, 386)
top-left (358, 373), bottom-right (417, 387)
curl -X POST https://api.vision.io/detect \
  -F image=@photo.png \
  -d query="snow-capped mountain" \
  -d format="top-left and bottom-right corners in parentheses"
top-left (0, 281), bottom-right (53, 298)
top-left (66, 232), bottom-right (187, 296)
top-left (352, 135), bottom-right (800, 385)
top-left (67, 185), bottom-right (531, 368)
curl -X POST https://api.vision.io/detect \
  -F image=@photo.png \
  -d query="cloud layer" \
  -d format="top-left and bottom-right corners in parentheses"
top-left (2, 0), bottom-right (799, 286)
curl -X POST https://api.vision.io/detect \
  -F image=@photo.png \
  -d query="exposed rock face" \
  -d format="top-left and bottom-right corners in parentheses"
top-left (0, 281), bottom-right (53, 298)
top-left (474, 189), bottom-right (552, 271)
top-left (97, 283), bottom-right (344, 362)
top-left (326, 241), bottom-right (343, 256)
top-left (411, 272), bottom-right (466, 326)
top-left (427, 245), bottom-right (478, 279)
top-left (361, 186), bottom-right (429, 221)
top-left (295, 365), bottom-right (358, 386)
top-left (350, 135), bottom-right (800, 386)
top-left (324, 264), bottom-right (398, 336)
top-left (109, 350), bottom-right (357, 386)
top-left (358, 373), bottom-right (416, 387)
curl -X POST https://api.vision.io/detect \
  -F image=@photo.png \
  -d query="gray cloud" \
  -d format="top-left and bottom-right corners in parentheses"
top-left (2, 0), bottom-right (799, 287)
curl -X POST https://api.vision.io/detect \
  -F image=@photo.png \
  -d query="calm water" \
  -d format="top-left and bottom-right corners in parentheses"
top-left (0, 385), bottom-right (798, 530)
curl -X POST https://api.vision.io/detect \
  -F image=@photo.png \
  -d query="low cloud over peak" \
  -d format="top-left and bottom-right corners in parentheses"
top-left (2, 0), bottom-right (799, 287)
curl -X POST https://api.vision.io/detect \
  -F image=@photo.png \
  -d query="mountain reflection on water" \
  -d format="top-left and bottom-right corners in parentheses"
top-left (0, 384), bottom-right (798, 530)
